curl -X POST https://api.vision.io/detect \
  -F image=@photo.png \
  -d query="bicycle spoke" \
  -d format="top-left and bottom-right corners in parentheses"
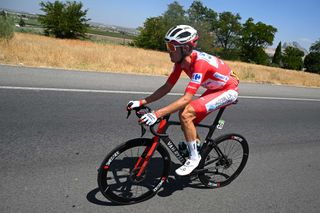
top-left (98, 139), bottom-right (168, 204)
top-left (198, 135), bottom-right (248, 188)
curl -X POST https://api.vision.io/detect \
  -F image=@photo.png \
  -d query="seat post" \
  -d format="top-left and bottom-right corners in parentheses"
top-left (205, 107), bottom-right (226, 141)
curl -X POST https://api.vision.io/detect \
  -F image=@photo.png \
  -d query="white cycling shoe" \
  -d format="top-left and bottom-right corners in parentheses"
top-left (175, 156), bottom-right (201, 176)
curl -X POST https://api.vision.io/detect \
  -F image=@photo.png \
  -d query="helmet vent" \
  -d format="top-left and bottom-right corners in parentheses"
top-left (177, 32), bottom-right (191, 38)
top-left (164, 25), bottom-right (198, 46)
top-left (170, 29), bottom-right (181, 37)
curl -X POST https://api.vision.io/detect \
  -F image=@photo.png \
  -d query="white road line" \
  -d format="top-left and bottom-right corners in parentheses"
top-left (0, 85), bottom-right (320, 102)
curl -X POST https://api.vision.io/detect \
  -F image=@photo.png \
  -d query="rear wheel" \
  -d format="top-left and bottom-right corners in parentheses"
top-left (198, 134), bottom-right (249, 188)
top-left (97, 138), bottom-right (171, 204)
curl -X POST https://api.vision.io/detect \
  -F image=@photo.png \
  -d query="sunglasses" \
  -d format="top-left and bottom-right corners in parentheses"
top-left (166, 42), bottom-right (183, 52)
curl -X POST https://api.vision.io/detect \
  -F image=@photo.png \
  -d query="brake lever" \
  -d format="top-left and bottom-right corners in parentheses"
top-left (126, 102), bottom-right (134, 119)
top-left (140, 124), bottom-right (146, 137)
top-left (126, 109), bottom-right (131, 119)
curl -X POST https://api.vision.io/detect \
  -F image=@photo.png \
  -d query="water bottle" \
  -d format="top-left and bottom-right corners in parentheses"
top-left (217, 119), bottom-right (225, 130)
top-left (178, 141), bottom-right (189, 157)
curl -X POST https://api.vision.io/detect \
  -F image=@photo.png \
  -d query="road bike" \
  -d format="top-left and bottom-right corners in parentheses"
top-left (97, 102), bottom-right (249, 204)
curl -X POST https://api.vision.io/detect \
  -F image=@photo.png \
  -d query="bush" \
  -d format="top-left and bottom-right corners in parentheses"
top-left (0, 16), bottom-right (15, 40)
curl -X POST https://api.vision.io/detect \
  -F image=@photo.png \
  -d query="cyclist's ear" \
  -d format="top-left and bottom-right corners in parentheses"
top-left (182, 45), bottom-right (192, 55)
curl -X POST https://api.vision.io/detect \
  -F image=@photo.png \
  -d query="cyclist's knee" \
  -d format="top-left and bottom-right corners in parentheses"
top-left (179, 104), bottom-right (196, 123)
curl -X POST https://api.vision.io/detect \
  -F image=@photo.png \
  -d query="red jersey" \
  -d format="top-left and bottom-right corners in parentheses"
top-left (167, 50), bottom-right (239, 95)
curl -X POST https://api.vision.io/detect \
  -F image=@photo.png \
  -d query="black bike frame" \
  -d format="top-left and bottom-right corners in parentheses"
top-left (155, 107), bottom-right (227, 164)
top-left (134, 106), bottom-right (228, 178)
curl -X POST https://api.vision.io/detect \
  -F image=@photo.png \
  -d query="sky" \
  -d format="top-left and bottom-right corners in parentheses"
top-left (1, 0), bottom-right (319, 50)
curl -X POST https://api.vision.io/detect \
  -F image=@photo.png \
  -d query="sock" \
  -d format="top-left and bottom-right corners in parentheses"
top-left (187, 140), bottom-right (199, 161)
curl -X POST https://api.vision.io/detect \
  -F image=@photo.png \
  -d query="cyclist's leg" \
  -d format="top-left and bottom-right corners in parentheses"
top-left (179, 104), bottom-right (197, 142)
top-left (176, 89), bottom-right (238, 175)
top-left (176, 104), bottom-right (202, 176)
top-left (190, 89), bottom-right (238, 125)
top-left (179, 89), bottom-right (237, 146)
top-left (179, 109), bottom-right (201, 141)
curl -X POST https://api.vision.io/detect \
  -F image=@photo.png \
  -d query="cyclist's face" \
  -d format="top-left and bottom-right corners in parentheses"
top-left (169, 47), bottom-right (183, 63)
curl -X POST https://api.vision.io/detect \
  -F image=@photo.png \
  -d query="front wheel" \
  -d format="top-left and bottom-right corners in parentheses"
top-left (97, 138), bottom-right (171, 204)
top-left (198, 134), bottom-right (249, 188)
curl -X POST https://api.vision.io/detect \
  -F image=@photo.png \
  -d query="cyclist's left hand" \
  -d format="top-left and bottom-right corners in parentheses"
top-left (139, 111), bottom-right (158, 126)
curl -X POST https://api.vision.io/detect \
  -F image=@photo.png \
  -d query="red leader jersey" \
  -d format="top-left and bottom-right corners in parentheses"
top-left (166, 50), bottom-right (239, 95)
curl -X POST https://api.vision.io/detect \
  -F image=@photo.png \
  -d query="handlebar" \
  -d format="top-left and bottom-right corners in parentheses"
top-left (127, 105), bottom-right (168, 137)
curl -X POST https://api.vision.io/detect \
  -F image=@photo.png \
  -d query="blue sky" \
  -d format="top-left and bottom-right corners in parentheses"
top-left (1, 0), bottom-right (319, 49)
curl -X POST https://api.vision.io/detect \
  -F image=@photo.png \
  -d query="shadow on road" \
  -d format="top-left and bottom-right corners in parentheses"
top-left (86, 188), bottom-right (121, 206)
top-left (86, 162), bottom-right (210, 206)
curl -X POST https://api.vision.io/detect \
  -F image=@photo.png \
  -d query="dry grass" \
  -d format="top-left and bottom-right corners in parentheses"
top-left (228, 61), bottom-right (320, 87)
top-left (1, 33), bottom-right (320, 88)
top-left (0, 33), bottom-right (172, 75)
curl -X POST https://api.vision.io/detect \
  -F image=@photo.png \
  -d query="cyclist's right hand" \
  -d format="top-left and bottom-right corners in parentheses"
top-left (127, 100), bottom-right (143, 110)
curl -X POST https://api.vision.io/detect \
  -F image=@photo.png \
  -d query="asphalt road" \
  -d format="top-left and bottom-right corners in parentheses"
top-left (1, 65), bottom-right (320, 213)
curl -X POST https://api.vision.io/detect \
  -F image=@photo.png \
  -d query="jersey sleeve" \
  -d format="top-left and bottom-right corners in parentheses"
top-left (166, 64), bottom-right (182, 86)
top-left (185, 60), bottom-right (207, 95)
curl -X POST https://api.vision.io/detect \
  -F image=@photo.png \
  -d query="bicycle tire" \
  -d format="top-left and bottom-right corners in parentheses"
top-left (97, 138), bottom-right (171, 204)
top-left (198, 133), bottom-right (249, 188)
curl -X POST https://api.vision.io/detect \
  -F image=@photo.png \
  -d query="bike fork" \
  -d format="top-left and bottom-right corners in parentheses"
top-left (133, 120), bottom-right (167, 178)
top-left (134, 139), bottom-right (159, 177)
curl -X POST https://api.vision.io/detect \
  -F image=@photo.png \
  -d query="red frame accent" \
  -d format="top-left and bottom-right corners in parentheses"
top-left (135, 119), bottom-right (167, 177)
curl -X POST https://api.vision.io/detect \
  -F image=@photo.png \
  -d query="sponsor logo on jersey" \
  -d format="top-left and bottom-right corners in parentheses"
top-left (213, 72), bottom-right (229, 82)
top-left (191, 73), bottom-right (202, 84)
top-left (201, 79), bottom-right (226, 90)
top-left (205, 91), bottom-right (238, 112)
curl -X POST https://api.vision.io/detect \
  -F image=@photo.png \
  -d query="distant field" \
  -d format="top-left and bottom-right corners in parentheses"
top-left (9, 12), bottom-right (136, 44)
top-left (87, 33), bottom-right (133, 45)
top-left (87, 28), bottom-right (136, 40)
top-left (14, 27), bottom-right (135, 44)
top-left (1, 33), bottom-right (320, 88)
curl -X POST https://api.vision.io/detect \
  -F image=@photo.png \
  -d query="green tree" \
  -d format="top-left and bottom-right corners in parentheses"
top-left (240, 18), bottom-right (277, 65)
top-left (214, 12), bottom-right (241, 50)
top-left (38, 1), bottom-right (89, 39)
top-left (304, 39), bottom-right (320, 73)
top-left (134, 16), bottom-right (167, 51)
top-left (19, 17), bottom-right (26, 27)
top-left (187, 1), bottom-right (217, 53)
top-left (0, 15), bottom-right (14, 40)
top-left (135, 1), bottom-right (186, 51)
top-left (304, 52), bottom-right (320, 74)
top-left (163, 1), bottom-right (186, 26)
top-left (282, 46), bottom-right (304, 70)
top-left (272, 42), bottom-right (282, 66)
top-left (0, 10), bottom-right (7, 17)
top-left (310, 38), bottom-right (320, 52)
top-left (188, 0), bottom-right (217, 24)
top-left (213, 12), bottom-right (241, 60)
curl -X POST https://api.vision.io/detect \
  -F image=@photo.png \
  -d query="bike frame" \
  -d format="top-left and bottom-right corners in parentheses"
top-left (133, 107), bottom-right (227, 178)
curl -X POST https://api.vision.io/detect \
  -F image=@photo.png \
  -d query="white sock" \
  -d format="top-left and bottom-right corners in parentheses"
top-left (187, 140), bottom-right (199, 161)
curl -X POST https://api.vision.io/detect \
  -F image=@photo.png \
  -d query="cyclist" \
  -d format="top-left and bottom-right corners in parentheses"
top-left (127, 25), bottom-right (239, 176)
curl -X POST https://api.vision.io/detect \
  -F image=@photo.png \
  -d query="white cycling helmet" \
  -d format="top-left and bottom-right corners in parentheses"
top-left (164, 25), bottom-right (199, 47)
